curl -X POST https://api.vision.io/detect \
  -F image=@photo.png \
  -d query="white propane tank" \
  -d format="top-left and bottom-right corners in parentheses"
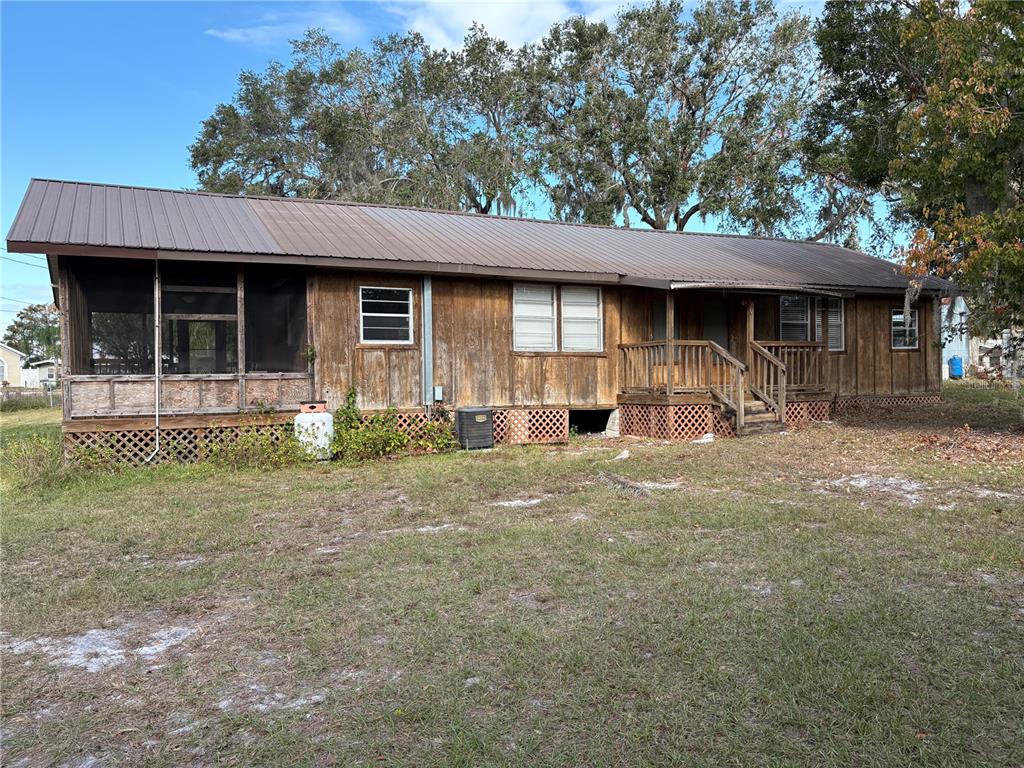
top-left (294, 401), bottom-right (334, 460)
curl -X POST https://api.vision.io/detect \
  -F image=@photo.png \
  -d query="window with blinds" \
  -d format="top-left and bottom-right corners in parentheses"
top-left (560, 287), bottom-right (603, 351)
top-left (779, 296), bottom-right (810, 341)
top-left (513, 284), bottom-right (558, 351)
top-left (814, 297), bottom-right (846, 351)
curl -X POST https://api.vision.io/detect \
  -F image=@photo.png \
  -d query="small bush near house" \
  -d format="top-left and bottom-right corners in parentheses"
top-left (414, 409), bottom-right (458, 454)
top-left (1, 433), bottom-right (68, 489)
top-left (206, 426), bottom-right (307, 470)
top-left (332, 406), bottom-right (410, 461)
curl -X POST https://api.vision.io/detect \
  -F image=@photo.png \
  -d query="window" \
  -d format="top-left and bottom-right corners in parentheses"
top-left (780, 296), bottom-right (810, 341)
top-left (0, 359), bottom-right (6, 383)
top-left (246, 266), bottom-right (308, 372)
top-left (360, 287), bottom-right (413, 344)
top-left (892, 308), bottom-right (919, 349)
top-left (161, 262), bottom-right (237, 374)
top-left (814, 297), bottom-right (846, 351)
top-left (513, 284), bottom-right (557, 351)
top-left (561, 287), bottom-right (603, 351)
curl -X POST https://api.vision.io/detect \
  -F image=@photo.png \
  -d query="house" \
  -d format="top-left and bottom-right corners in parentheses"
top-left (0, 342), bottom-right (26, 388)
top-left (940, 296), bottom-right (971, 379)
top-left (7, 179), bottom-right (954, 461)
top-left (21, 358), bottom-right (59, 389)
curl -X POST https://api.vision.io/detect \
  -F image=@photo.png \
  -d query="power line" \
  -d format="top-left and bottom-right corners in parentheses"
top-left (1, 255), bottom-right (49, 270)
top-left (1, 295), bottom-right (41, 306)
top-left (0, 247), bottom-right (45, 259)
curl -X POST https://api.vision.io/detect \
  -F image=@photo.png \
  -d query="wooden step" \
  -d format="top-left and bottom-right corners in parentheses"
top-left (739, 420), bottom-right (786, 436)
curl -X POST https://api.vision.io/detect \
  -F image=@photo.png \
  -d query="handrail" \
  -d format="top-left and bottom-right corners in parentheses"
top-left (706, 340), bottom-right (747, 371)
top-left (755, 340), bottom-right (825, 391)
top-left (749, 341), bottom-right (786, 371)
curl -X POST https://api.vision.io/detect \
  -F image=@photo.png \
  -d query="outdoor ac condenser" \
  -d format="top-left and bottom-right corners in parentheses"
top-left (455, 407), bottom-right (494, 450)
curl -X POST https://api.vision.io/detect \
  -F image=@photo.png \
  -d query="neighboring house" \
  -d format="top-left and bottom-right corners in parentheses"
top-left (0, 342), bottom-right (26, 387)
top-left (21, 358), bottom-right (59, 389)
top-left (941, 295), bottom-right (971, 379)
top-left (7, 179), bottom-right (954, 461)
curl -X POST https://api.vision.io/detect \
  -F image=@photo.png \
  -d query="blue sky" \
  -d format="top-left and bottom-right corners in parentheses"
top-left (1, 0), bottom-right (824, 334)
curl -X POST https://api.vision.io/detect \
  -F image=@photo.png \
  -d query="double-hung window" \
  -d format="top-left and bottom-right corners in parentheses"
top-left (891, 308), bottom-right (919, 349)
top-left (560, 287), bottom-right (603, 352)
top-left (360, 287), bottom-right (413, 344)
top-left (814, 297), bottom-right (846, 351)
top-left (779, 296), bottom-right (810, 341)
top-left (513, 284), bottom-right (558, 351)
top-left (513, 284), bottom-right (603, 352)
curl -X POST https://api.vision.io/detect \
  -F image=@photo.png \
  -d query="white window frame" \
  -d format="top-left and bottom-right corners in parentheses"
top-left (560, 286), bottom-right (604, 352)
top-left (779, 295), bottom-right (811, 341)
top-left (0, 358), bottom-right (6, 383)
top-left (359, 286), bottom-right (414, 345)
top-left (891, 308), bottom-right (919, 350)
top-left (814, 297), bottom-right (846, 352)
top-left (513, 283), bottom-right (558, 352)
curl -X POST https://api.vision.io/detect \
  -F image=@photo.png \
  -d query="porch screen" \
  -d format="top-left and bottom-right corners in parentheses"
top-left (891, 309), bottom-right (919, 349)
top-left (513, 284), bottom-right (557, 351)
top-left (779, 296), bottom-right (810, 341)
top-left (161, 262), bottom-right (238, 374)
top-left (74, 257), bottom-right (156, 375)
top-left (814, 298), bottom-right (845, 351)
top-left (246, 267), bottom-right (308, 371)
top-left (561, 287), bottom-right (603, 351)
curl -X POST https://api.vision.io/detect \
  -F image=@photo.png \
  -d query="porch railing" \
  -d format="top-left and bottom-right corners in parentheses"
top-left (749, 342), bottom-right (786, 418)
top-left (755, 341), bottom-right (826, 391)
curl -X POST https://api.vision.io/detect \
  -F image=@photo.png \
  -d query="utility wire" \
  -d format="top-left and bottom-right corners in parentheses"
top-left (2, 255), bottom-right (49, 270)
top-left (0, 295), bottom-right (36, 306)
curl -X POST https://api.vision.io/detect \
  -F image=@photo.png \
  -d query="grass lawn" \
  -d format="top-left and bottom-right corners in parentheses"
top-left (1, 385), bottom-right (1022, 766)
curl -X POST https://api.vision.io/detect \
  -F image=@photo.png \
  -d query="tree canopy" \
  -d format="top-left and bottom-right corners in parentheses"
top-left (2, 303), bottom-right (60, 363)
top-left (191, 0), bottom-right (1022, 338)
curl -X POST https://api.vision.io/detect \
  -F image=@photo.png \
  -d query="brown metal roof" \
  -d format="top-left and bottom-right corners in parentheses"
top-left (7, 179), bottom-right (953, 292)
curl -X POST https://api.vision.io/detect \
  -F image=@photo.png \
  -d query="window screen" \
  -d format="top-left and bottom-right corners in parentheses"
top-left (814, 298), bottom-right (845, 351)
top-left (892, 309), bottom-right (919, 349)
top-left (360, 287), bottom-right (413, 343)
top-left (513, 284), bottom-right (557, 351)
top-left (561, 287), bottom-right (602, 351)
top-left (161, 262), bottom-right (237, 374)
top-left (780, 296), bottom-right (810, 341)
top-left (74, 257), bottom-right (156, 375)
top-left (245, 266), bottom-right (308, 372)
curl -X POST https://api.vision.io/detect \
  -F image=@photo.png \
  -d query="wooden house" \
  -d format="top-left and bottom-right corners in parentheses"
top-left (7, 179), bottom-right (953, 461)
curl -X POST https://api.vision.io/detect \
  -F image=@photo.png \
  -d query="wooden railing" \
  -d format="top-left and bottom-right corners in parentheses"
top-left (756, 341), bottom-right (826, 391)
top-left (620, 340), bottom-right (746, 429)
top-left (749, 342), bottom-right (786, 421)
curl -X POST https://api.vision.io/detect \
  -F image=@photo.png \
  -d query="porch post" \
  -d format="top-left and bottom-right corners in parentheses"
top-left (744, 299), bottom-right (755, 365)
top-left (665, 290), bottom-right (675, 396)
top-left (819, 299), bottom-right (829, 388)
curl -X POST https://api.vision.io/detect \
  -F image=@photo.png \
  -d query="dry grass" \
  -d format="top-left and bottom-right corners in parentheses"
top-left (1, 384), bottom-right (1022, 766)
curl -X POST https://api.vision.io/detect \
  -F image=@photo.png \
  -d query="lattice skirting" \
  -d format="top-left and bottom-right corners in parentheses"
top-left (359, 410), bottom-right (434, 440)
top-left (832, 394), bottom-right (942, 413)
top-left (492, 408), bottom-right (569, 444)
top-left (785, 400), bottom-right (832, 425)
top-left (64, 424), bottom-right (290, 466)
top-left (619, 403), bottom-right (725, 441)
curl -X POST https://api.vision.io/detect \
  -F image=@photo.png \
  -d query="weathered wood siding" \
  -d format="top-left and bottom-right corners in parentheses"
top-left (431, 277), bottom-right (622, 409)
top-left (310, 270), bottom-right (423, 411)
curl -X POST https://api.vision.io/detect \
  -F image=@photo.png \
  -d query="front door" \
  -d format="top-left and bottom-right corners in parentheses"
top-left (702, 296), bottom-right (730, 351)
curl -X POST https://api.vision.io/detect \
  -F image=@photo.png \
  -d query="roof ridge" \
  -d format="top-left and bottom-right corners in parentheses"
top-left (27, 177), bottom-right (852, 250)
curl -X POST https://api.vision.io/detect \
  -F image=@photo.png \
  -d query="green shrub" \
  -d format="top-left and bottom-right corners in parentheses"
top-left (414, 413), bottom-right (458, 454)
top-left (206, 426), bottom-right (307, 470)
top-left (332, 406), bottom-right (410, 461)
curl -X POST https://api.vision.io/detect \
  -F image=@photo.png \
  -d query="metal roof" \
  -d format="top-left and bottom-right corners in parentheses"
top-left (7, 179), bottom-right (953, 292)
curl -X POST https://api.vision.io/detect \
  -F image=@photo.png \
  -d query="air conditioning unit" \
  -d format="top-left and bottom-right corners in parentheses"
top-left (455, 407), bottom-right (494, 450)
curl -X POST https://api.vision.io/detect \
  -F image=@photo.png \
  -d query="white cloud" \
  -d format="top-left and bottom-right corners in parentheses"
top-left (205, 7), bottom-right (366, 48)
top-left (384, 1), bottom-right (632, 50)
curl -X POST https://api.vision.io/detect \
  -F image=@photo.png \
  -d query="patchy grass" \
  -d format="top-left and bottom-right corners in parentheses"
top-left (0, 405), bottom-right (61, 445)
top-left (1, 387), bottom-right (1022, 766)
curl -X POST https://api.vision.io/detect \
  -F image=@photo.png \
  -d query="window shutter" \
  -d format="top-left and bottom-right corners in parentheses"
top-left (513, 284), bottom-right (556, 351)
top-left (561, 287), bottom-right (602, 351)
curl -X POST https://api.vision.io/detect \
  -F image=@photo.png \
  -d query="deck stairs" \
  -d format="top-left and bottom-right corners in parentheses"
top-left (737, 398), bottom-right (785, 436)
